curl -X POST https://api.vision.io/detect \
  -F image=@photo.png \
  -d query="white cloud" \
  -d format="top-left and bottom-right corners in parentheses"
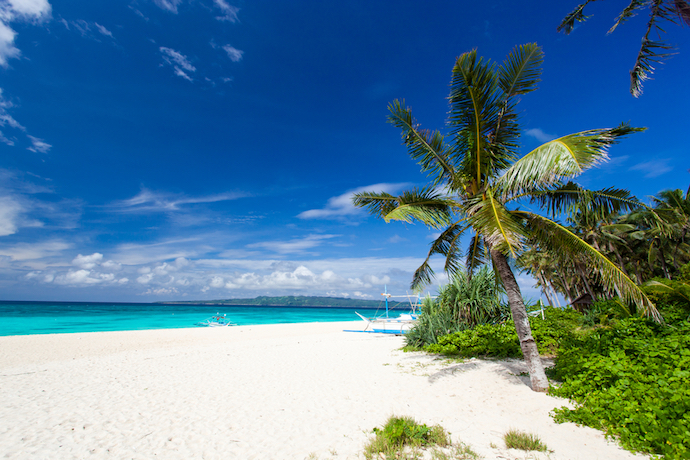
top-left (94, 23), bottom-right (113, 38)
top-left (0, 195), bottom-right (22, 236)
top-left (54, 269), bottom-right (103, 285)
top-left (214, 0), bottom-right (239, 22)
top-left (298, 183), bottom-right (413, 220)
top-left (27, 135), bottom-right (51, 153)
top-left (153, 0), bottom-right (182, 14)
top-left (0, 240), bottom-right (70, 261)
top-left (0, 0), bottom-right (51, 66)
top-left (160, 47), bottom-right (196, 81)
top-left (629, 159), bottom-right (673, 178)
top-left (525, 128), bottom-right (557, 143)
top-left (111, 188), bottom-right (247, 212)
top-left (0, 88), bottom-right (24, 131)
top-left (222, 44), bottom-right (243, 62)
top-left (247, 234), bottom-right (339, 255)
top-left (137, 273), bottom-right (154, 284)
top-left (72, 253), bottom-right (103, 269)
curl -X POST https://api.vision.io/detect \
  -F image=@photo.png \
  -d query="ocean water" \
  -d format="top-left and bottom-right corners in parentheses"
top-left (0, 301), bottom-right (382, 337)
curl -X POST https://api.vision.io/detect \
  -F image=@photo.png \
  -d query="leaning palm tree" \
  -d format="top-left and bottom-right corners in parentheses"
top-left (353, 43), bottom-right (660, 392)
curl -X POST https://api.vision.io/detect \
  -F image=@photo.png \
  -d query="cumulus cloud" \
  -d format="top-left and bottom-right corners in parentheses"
top-left (153, 0), bottom-right (182, 14)
top-left (247, 234), bottom-right (339, 255)
top-left (72, 252), bottom-right (103, 269)
top-left (160, 46), bottom-right (196, 81)
top-left (525, 128), bottom-right (557, 143)
top-left (298, 183), bottom-right (413, 220)
top-left (222, 44), bottom-right (243, 62)
top-left (214, 0), bottom-right (239, 22)
top-left (54, 269), bottom-right (103, 285)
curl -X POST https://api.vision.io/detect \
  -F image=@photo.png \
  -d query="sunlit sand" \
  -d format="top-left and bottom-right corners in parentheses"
top-left (0, 322), bottom-right (647, 459)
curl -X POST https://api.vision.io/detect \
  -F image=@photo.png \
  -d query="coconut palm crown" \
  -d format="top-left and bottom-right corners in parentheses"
top-left (353, 43), bottom-right (660, 392)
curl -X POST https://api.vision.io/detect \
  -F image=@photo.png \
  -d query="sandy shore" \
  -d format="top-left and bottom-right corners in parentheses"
top-left (0, 322), bottom-right (648, 460)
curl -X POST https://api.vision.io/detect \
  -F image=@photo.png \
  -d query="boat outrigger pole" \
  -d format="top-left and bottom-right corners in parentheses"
top-left (382, 285), bottom-right (390, 318)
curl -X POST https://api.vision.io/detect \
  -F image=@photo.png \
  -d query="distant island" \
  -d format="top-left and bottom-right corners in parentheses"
top-left (158, 295), bottom-right (408, 308)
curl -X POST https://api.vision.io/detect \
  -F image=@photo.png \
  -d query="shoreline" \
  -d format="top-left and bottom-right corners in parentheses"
top-left (0, 322), bottom-right (647, 459)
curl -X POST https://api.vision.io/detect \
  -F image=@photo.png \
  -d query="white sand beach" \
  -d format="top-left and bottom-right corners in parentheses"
top-left (0, 321), bottom-right (648, 460)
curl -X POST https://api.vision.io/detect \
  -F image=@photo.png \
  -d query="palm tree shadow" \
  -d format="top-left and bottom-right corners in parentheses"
top-left (427, 357), bottom-right (555, 388)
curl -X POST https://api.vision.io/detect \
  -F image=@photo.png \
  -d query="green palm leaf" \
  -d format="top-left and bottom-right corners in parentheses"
top-left (466, 189), bottom-right (526, 257)
top-left (352, 187), bottom-right (453, 229)
top-left (387, 100), bottom-right (458, 188)
top-left (412, 221), bottom-right (470, 290)
top-left (527, 183), bottom-right (642, 219)
top-left (523, 211), bottom-right (661, 321)
top-left (497, 124), bottom-right (645, 196)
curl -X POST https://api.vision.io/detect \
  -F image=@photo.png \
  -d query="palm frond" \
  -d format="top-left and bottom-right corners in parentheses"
top-left (527, 183), bottom-right (642, 219)
top-left (466, 189), bottom-right (526, 257)
top-left (352, 187), bottom-right (454, 229)
top-left (558, 0), bottom-right (598, 34)
top-left (675, 0), bottom-right (690, 26)
top-left (522, 211), bottom-right (662, 322)
top-left (630, 1), bottom-right (677, 97)
top-left (465, 233), bottom-right (488, 274)
top-left (411, 221), bottom-right (471, 290)
top-left (448, 49), bottom-right (504, 185)
top-left (608, 0), bottom-right (649, 33)
top-left (387, 100), bottom-right (459, 188)
top-left (499, 43), bottom-right (543, 97)
top-left (496, 123), bottom-right (645, 196)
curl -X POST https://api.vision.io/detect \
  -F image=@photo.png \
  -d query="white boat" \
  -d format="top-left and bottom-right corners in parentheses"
top-left (196, 313), bottom-right (236, 327)
top-left (353, 287), bottom-right (420, 335)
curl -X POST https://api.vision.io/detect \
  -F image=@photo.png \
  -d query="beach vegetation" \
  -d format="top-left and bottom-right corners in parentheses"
top-left (503, 429), bottom-right (548, 452)
top-left (353, 42), bottom-right (657, 391)
top-left (405, 266), bottom-right (508, 348)
top-left (363, 416), bottom-right (450, 459)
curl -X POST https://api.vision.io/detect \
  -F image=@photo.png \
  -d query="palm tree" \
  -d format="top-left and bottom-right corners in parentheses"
top-left (353, 43), bottom-right (660, 392)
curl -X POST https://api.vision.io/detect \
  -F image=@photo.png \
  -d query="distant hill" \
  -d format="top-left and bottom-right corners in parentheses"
top-left (158, 295), bottom-right (408, 308)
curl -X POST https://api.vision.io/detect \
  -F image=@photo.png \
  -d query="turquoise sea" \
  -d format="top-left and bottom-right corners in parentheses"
top-left (0, 301), bottom-right (381, 337)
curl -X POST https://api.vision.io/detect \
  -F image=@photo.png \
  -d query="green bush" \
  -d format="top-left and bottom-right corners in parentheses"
top-left (425, 307), bottom-right (580, 357)
top-left (550, 316), bottom-right (690, 459)
top-left (363, 416), bottom-right (450, 459)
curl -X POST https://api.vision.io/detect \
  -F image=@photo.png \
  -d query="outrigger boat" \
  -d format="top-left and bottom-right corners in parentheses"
top-left (351, 286), bottom-right (421, 335)
top-left (196, 313), bottom-right (236, 327)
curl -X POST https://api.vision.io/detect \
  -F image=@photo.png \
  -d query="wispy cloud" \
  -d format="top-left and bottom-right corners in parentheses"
top-left (629, 158), bottom-right (673, 178)
top-left (222, 44), bottom-right (243, 62)
top-left (153, 0), bottom-right (182, 14)
top-left (110, 188), bottom-right (248, 213)
top-left (247, 234), bottom-right (339, 255)
top-left (159, 46), bottom-right (195, 81)
top-left (525, 128), bottom-right (557, 143)
top-left (27, 135), bottom-right (51, 153)
top-left (214, 0), bottom-right (239, 22)
top-left (0, 0), bottom-right (52, 66)
top-left (298, 183), bottom-right (412, 220)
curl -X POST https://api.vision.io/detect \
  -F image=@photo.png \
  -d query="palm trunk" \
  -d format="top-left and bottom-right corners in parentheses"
top-left (538, 271), bottom-right (556, 307)
top-left (490, 248), bottom-right (548, 392)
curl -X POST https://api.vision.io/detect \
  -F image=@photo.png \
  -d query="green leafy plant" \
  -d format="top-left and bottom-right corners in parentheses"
top-left (363, 416), bottom-right (450, 459)
top-left (503, 429), bottom-right (548, 452)
top-left (550, 316), bottom-right (690, 459)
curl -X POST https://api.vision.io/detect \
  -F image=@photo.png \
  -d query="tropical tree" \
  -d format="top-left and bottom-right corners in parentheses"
top-left (353, 43), bottom-right (660, 392)
top-left (559, 0), bottom-right (690, 96)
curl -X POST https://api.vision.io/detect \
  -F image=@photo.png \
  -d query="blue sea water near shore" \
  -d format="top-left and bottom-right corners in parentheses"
top-left (0, 301), bottom-right (381, 337)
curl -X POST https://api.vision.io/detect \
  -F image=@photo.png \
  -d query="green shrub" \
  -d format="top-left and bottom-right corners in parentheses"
top-left (405, 267), bottom-right (508, 349)
top-left (363, 416), bottom-right (450, 459)
top-left (550, 316), bottom-right (690, 459)
top-left (425, 307), bottom-right (581, 357)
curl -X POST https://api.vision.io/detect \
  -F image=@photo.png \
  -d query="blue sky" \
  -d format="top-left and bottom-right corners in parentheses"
top-left (0, 0), bottom-right (688, 302)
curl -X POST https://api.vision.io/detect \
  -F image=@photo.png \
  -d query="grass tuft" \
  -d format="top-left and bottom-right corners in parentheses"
top-left (503, 429), bottom-right (548, 452)
top-left (363, 415), bottom-right (451, 459)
